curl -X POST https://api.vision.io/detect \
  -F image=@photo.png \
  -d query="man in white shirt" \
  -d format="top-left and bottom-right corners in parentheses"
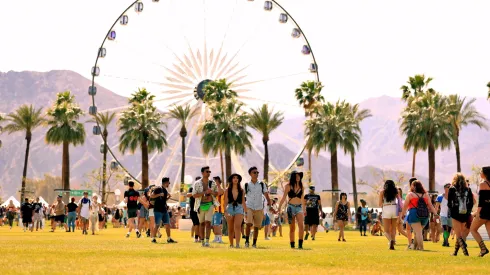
top-left (436, 183), bottom-right (451, 247)
top-left (244, 166), bottom-right (272, 248)
top-left (78, 192), bottom-right (91, 235)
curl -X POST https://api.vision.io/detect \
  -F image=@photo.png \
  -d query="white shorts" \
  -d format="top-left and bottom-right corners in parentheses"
top-left (149, 209), bottom-right (154, 217)
top-left (33, 213), bottom-right (43, 222)
top-left (382, 204), bottom-right (398, 219)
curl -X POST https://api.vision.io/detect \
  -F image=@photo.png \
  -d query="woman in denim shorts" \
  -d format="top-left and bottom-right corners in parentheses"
top-left (278, 171), bottom-right (305, 249)
top-left (224, 173), bottom-right (246, 248)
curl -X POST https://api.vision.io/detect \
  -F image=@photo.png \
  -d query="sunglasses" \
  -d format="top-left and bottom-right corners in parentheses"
top-left (205, 171), bottom-right (211, 174)
top-left (252, 172), bottom-right (259, 174)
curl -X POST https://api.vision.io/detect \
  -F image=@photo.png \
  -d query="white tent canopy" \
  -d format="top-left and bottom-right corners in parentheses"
top-left (38, 196), bottom-right (49, 206)
top-left (117, 201), bottom-right (126, 208)
top-left (1, 196), bottom-right (20, 208)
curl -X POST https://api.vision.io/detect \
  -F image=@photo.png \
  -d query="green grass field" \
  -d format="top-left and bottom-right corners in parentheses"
top-left (0, 225), bottom-right (488, 275)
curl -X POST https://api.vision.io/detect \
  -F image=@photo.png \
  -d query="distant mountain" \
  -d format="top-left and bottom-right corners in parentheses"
top-left (1, 70), bottom-right (489, 200)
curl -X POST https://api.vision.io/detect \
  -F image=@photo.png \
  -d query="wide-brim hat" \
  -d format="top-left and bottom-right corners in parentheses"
top-left (228, 173), bottom-right (242, 183)
top-left (290, 171), bottom-right (304, 179)
top-left (482, 166), bottom-right (490, 180)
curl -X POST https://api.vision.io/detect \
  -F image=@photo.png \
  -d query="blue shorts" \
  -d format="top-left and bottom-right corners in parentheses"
top-left (441, 216), bottom-right (453, 227)
top-left (139, 207), bottom-right (149, 220)
top-left (262, 214), bottom-right (271, 227)
top-left (287, 204), bottom-right (303, 224)
top-left (154, 211), bottom-right (163, 225)
top-left (407, 208), bottom-right (429, 227)
top-left (212, 212), bottom-right (223, 226)
top-left (226, 204), bottom-right (244, 216)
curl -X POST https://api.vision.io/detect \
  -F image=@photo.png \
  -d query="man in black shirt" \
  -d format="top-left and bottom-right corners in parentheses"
top-left (124, 181), bottom-right (141, 238)
top-left (20, 198), bottom-right (33, 232)
top-left (32, 198), bottom-right (43, 231)
top-left (66, 197), bottom-right (78, 232)
top-left (156, 178), bottom-right (177, 244)
top-left (304, 186), bottom-right (322, 241)
top-left (187, 176), bottom-right (201, 242)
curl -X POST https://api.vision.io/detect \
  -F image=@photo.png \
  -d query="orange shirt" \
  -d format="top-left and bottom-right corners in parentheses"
top-left (214, 194), bottom-right (225, 213)
top-left (408, 196), bottom-right (429, 210)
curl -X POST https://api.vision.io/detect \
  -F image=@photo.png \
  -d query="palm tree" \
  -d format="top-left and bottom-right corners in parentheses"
top-left (248, 104), bottom-right (284, 182)
top-left (167, 104), bottom-right (199, 188)
top-left (400, 74), bottom-right (435, 176)
top-left (447, 95), bottom-right (488, 172)
top-left (344, 104), bottom-right (371, 210)
top-left (400, 92), bottom-right (452, 192)
top-left (306, 101), bottom-right (360, 207)
top-left (487, 82), bottom-right (490, 100)
top-left (0, 114), bottom-right (4, 149)
top-left (203, 79), bottom-right (238, 104)
top-left (46, 91), bottom-right (86, 198)
top-left (295, 80), bottom-right (324, 183)
top-left (199, 100), bottom-right (252, 180)
top-left (88, 111), bottom-right (116, 202)
top-left (3, 105), bottom-right (44, 203)
top-left (118, 88), bottom-right (167, 189)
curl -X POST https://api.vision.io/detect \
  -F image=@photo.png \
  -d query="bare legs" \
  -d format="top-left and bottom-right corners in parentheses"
top-left (410, 223), bottom-right (424, 250)
top-left (337, 220), bottom-right (346, 241)
top-left (227, 214), bottom-right (244, 247)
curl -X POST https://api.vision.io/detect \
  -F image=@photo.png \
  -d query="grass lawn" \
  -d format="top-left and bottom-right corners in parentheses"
top-left (0, 226), bottom-right (488, 275)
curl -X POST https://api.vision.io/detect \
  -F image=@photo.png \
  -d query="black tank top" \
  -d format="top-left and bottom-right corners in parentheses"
top-left (288, 184), bottom-right (303, 199)
top-left (228, 188), bottom-right (243, 207)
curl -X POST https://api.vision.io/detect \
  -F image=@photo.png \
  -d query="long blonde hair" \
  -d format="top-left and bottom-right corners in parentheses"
top-left (451, 173), bottom-right (467, 193)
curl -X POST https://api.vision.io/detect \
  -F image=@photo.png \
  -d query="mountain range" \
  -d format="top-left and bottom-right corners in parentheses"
top-left (1, 70), bottom-right (489, 200)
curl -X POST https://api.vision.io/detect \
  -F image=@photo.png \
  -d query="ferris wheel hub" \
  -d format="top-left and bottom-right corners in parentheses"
top-left (194, 79), bottom-right (212, 101)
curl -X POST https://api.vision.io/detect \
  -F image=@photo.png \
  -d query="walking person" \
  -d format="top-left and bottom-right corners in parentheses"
top-left (32, 198), bottom-right (43, 231)
top-left (448, 173), bottom-right (474, 256)
top-left (429, 194), bottom-right (440, 243)
top-left (124, 181), bottom-right (141, 238)
top-left (192, 166), bottom-right (222, 247)
top-left (278, 171), bottom-right (305, 249)
top-left (78, 192), bottom-right (91, 235)
top-left (244, 167), bottom-right (272, 248)
top-left (51, 195), bottom-right (68, 233)
top-left (212, 176), bottom-right (225, 243)
top-left (436, 183), bottom-right (452, 247)
top-left (89, 195), bottom-right (100, 235)
top-left (66, 197), bottom-right (78, 232)
top-left (333, 192), bottom-right (350, 242)
top-left (396, 188), bottom-right (407, 239)
top-left (187, 184), bottom-right (201, 242)
top-left (159, 178), bottom-right (178, 243)
top-left (20, 198), bottom-right (33, 232)
top-left (304, 186), bottom-right (322, 241)
top-left (6, 200), bottom-right (16, 229)
top-left (224, 173), bottom-right (246, 248)
top-left (401, 180), bottom-right (439, 251)
top-left (359, 199), bottom-right (369, 236)
top-left (379, 180), bottom-right (398, 250)
top-left (470, 166), bottom-right (490, 257)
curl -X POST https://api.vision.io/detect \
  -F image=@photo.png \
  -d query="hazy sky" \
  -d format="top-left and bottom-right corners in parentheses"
top-left (2, 0), bottom-right (490, 103)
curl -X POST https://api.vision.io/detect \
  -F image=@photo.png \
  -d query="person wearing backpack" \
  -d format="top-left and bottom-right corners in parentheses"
top-left (401, 180), bottom-right (439, 251)
top-left (448, 173), bottom-right (475, 256)
top-left (470, 166), bottom-right (490, 257)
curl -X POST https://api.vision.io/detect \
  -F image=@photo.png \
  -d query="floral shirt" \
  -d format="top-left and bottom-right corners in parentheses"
top-left (191, 179), bottom-right (220, 212)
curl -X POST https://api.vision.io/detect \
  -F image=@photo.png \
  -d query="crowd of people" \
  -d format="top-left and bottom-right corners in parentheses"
top-left (2, 164), bottom-right (489, 257)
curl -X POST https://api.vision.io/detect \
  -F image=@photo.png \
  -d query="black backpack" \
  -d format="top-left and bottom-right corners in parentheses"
top-left (415, 193), bottom-right (429, 218)
top-left (245, 182), bottom-right (266, 194)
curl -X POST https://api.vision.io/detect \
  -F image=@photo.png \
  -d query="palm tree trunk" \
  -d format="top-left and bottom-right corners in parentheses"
top-left (331, 149), bottom-right (339, 210)
top-left (62, 141), bottom-right (70, 203)
top-left (428, 141), bottom-right (436, 193)
top-left (102, 137), bottom-right (108, 203)
top-left (351, 152), bottom-right (358, 211)
top-left (455, 136), bottom-right (461, 173)
top-left (411, 150), bottom-right (417, 177)
top-left (308, 147), bottom-right (313, 184)
top-left (263, 138), bottom-right (269, 182)
top-left (225, 146), bottom-right (232, 182)
top-left (141, 139), bottom-right (149, 189)
top-left (220, 148), bottom-right (225, 184)
top-left (20, 135), bottom-right (32, 203)
top-left (181, 134), bottom-right (186, 189)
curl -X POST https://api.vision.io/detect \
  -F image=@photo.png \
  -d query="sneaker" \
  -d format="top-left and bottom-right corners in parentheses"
top-left (265, 237), bottom-right (271, 240)
top-left (204, 243), bottom-right (210, 247)
top-left (218, 240), bottom-right (225, 244)
top-left (245, 242), bottom-right (250, 248)
top-left (194, 239), bottom-right (200, 243)
top-left (157, 233), bottom-right (162, 239)
top-left (146, 230), bottom-right (150, 237)
top-left (136, 231), bottom-right (141, 238)
top-left (126, 233), bottom-right (130, 238)
top-left (235, 245), bottom-right (240, 248)
top-left (151, 239), bottom-right (157, 243)
top-left (212, 239), bottom-right (218, 243)
top-left (312, 236), bottom-right (315, 241)
top-left (167, 238), bottom-right (177, 243)
top-left (304, 233), bottom-right (309, 240)
top-left (252, 244), bottom-right (257, 248)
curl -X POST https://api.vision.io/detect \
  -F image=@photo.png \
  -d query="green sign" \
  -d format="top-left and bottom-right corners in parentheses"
top-left (70, 190), bottom-right (93, 196)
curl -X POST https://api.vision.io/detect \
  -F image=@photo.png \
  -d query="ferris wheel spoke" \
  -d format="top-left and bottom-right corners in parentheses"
top-left (159, 67), bottom-right (194, 85)
top-left (250, 142), bottom-right (279, 172)
top-left (230, 151), bottom-right (246, 178)
top-left (226, 65), bottom-right (250, 83)
top-left (239, 95), bottom-right (300, 109)
top-left (231, 72), bottom-right (310, 89)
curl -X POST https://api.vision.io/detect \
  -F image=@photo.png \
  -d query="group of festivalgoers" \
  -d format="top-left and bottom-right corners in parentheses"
top-left (3, 164), bottom-right (490, 257)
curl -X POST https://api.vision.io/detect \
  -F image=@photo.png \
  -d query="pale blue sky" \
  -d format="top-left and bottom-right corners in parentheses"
top-left (2, 0), bottom-right (490, 103)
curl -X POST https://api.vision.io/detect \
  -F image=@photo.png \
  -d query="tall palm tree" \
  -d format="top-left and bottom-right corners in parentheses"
top-left (199, 100), bottom-right (252, 180)
top-left (3, 105), bottom-right (44, 203)
top-left (400, 92), bottom-right (452, 192)
top-left (118, 88), bottom-right (167, 189)
top-left (46, 92), bottom-right (86, 198)
top-left (203, 79), bottom-right (238, 104)
top-left (0, 114), bottom-right (4, 149)
top-left (447, 95), bottom-right (488, 172)
top-left (306, 101), bottom-right (360, 207)
top-left (295, 80), bottom-right (324, 184)
top-left (88, 111), bottom-right (116, 202)
top-left (344, 104), bottom-right (371, 210)
top-left (167, 104), bottom-right (199, 188)
top-left (487, 82), bottom-right (490, 100)
top-left (248, 104), bottom-right (284, 182)
top-left (400, 74), bottom-right (435, 176)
